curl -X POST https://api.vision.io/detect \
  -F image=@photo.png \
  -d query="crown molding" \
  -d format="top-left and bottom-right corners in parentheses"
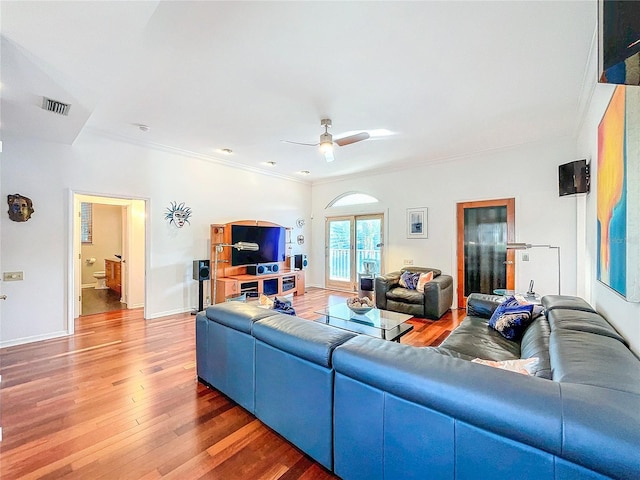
top-left (81, 127), bottom-right (312, 185)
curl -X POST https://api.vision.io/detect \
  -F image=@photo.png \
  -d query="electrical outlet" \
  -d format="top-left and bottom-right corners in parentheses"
top-left (403, 259), bottom-right (414, 265)
top-left (3, 271), bottom-right (24, 281)
top-left (522, 253), bottom-right (530, 262)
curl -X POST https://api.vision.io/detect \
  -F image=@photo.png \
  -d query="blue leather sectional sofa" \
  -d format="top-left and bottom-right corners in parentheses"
top-left (196, 295), bottom-right (640, 479)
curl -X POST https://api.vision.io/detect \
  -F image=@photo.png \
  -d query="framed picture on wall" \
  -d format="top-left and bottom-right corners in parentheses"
top-left (597, 85), bottom-right (640, 302)
top-left (407, 207), bottom-right (428, 239)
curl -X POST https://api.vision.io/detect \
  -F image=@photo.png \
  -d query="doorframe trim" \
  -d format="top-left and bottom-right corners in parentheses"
top-left (456, 197), bottom-right (515, 308)
top-left (67, 190), bottom-right (150, 335)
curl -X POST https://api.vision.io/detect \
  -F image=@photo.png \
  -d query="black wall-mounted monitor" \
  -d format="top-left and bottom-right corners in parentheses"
top-left (559, 159), bottom-right (590, 196)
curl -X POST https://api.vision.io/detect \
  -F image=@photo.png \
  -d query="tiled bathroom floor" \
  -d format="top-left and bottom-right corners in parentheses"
top-left (81, 287), bottom-right (127, 315)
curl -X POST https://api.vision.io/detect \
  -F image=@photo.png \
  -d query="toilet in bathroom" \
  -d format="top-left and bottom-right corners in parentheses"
top-left (93, 271), bottom-right (108, 290)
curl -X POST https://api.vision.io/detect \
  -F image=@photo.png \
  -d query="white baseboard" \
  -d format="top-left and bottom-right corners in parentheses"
top-left (0, 330), bottom-right (69, 348)
top-left (145, 307), bottom-right (194, 319)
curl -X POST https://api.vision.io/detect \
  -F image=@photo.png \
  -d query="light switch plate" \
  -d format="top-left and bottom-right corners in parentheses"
top-left (403, 259), bottom-right (414, 265)
top-left (3, 271), bottom-right (24, 281)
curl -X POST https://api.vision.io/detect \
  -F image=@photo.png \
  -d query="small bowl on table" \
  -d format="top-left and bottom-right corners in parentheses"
top-left (346, 297), bottom-right (375, 315)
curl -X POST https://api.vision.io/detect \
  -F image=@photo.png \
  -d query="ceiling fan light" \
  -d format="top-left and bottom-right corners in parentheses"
top-left (319, 140), bottom-right (333, 153)
top-left (319, 131), bottom-right (333, 153)
top-left (320, 141), bottom-right (334, 161)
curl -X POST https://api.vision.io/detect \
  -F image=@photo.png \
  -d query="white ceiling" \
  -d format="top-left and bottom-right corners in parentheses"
top-left (1, 1), bottom-right (597, 182)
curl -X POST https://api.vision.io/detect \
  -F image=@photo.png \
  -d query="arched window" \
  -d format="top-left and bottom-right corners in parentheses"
top-left (327, 192), bottom-right (379, 208)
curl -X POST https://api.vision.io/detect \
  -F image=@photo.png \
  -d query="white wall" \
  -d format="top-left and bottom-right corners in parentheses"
top-left (577, 82), bottom-right (640, 355)
top-left (310, 139), bottom-right (578, 304)
top-left (126, 199), bottom-right (146, 308)
top-left (0, 130), bottom-right (311, 346)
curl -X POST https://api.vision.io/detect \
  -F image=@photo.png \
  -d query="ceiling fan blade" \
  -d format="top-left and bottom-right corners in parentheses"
top-left (281, 140), bottom-right (318, 147)
top-left (323, 149), bottom-right (335, 162)
top-left (334, 132), bottom-right (370, 147)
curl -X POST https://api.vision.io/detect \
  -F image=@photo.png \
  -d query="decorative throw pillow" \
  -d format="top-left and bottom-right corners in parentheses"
top-left (498, 295), bottom-right (521, 308)
top-left (416, 271), bottom-right (434, 293)
top-left (273, 297), bottom-right (296, 315)
top-left (489, 297), bottom-right (534, 340)
top-left (258, 294), bottom-right (274, 309)
top-left (399, 271), bottom-right (421, 290)
top-left (514, 294), bottom-right (545, 318)
top-left (472, 357), bottom-right (540, 375)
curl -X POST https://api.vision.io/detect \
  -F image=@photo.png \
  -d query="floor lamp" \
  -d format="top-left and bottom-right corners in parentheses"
top-left (212, 242), bottom-right (259, 305)
top-left (506, 243), bottom-right (561, 295)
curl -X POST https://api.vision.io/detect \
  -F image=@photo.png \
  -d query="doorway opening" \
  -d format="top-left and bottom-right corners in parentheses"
top-left (80, 202), bottom-right (127, 315)
top-left (71, 193), bottom-right (146, 329)
top-left (325, 214), bottom-right (384, 292)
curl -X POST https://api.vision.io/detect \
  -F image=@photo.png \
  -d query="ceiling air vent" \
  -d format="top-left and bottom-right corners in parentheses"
top-left (42, 97), bottom-right (71, 116)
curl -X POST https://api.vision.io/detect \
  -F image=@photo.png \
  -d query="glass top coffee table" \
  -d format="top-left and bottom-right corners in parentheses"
top-left (314, 303), bottom-right (413, 342)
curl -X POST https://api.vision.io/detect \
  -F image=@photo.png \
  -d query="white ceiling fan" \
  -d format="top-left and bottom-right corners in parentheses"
top-left (283, 118), bottom-right (370, 162)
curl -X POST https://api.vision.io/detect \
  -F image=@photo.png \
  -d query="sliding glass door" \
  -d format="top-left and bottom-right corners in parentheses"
top-left (325, 214), bottom-right (384, 291)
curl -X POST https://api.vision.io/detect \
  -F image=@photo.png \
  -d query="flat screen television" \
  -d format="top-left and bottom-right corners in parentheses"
top-left (231, 225), bottom-right (286, 266)
top-left (558, 159), bottom-right (590, 196)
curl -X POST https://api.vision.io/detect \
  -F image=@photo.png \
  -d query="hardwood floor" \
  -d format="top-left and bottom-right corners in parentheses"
top-left (0, 287), bottom-right (464, 479)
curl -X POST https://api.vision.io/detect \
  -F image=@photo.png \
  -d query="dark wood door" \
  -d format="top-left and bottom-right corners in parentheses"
top-left (456, 198), bottom-right (515, 308)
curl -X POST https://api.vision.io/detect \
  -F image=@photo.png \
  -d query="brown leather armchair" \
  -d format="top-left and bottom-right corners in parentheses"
top-left (374, 267), bottom-right (453, 319)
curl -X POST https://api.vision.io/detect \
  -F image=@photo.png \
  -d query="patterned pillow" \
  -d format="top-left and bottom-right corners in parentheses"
top-left (498, 295), bottom-right (521, 308)
top-left (472, 357), bottom-right (540, 375)
top-left (399, 271), bottom-right (421, 290)
top-left (273, 298), bottom-right (296, 315)
top-left (416, 271), bottom-right (434, 292)
top-left (514, 294), bottom-right (545, 319)
top-left (489, 298), bottom-right (534, 340)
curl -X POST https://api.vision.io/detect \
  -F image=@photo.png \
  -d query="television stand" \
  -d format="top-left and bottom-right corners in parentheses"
top-left (210, 221), bottom-right (304, 304)
top-left (214, 270), bottom-right (305, 304)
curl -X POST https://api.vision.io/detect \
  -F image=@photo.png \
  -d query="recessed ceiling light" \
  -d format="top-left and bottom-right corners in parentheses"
top-left (218, 148), bottom-right (233, 155)
top-left (264, 161), bottom-right (277, 167)
top-left (298, 170), bottom-right (311, 175)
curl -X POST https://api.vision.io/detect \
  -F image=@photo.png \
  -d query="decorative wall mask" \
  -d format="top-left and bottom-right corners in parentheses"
top-left (7, 194), bottom-right (34, 222)
top-left (164, 201), bottom-right (192, 228)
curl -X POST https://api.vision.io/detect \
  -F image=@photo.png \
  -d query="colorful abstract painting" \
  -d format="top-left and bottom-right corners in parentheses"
top-left (597, 85), bottom-right (640, 301)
